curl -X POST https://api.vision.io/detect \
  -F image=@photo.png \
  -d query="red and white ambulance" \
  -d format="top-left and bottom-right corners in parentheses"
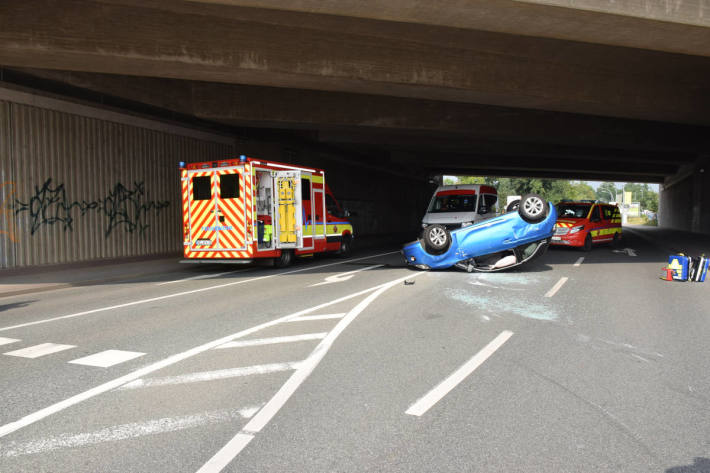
top-left (181, 156), bottom-right (354, 266)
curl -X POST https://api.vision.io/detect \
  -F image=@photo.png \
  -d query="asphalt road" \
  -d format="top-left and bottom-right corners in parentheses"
top-left (0, 228), bottom-right (708, 473)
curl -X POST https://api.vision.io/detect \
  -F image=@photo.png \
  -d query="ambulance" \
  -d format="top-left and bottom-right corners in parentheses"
top-left (180, 156), bottom-right (354, 266)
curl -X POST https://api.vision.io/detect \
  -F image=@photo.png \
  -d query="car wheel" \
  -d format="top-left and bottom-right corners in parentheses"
top-left (612, 232), bottom-right (622, 247)
top-left (583, 233), bottom-right (592, 251)
top-left (506, 199), bottom-right (521, 213)
top-left (518, 193), bottom-right (549, 223)
top-left (423, 224), bottom-right (451, 253)
top-left (338, 235), bottom-right (352, 258)
top-left (274, 249), bottom-right (294, 267)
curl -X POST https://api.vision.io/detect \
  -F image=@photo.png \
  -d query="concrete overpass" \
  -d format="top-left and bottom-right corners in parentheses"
top-left (1, 0), bottom-right (710, 267)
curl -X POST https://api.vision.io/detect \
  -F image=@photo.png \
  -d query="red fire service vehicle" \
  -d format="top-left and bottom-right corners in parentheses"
top-left (551, 200), bottom-right (621, 250)
top-left (180, 156), bottom-right (354, 266)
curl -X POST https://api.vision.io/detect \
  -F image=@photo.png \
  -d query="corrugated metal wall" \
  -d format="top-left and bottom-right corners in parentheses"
top-left (0, 96), bottom-right (234, 269)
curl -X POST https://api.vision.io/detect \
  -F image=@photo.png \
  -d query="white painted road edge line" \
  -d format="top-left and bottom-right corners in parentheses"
top-left (574, 257), bottom-right (584, 267)
top-left (545, 277), bottom-right (569, 298)
top-left (0, 250), bottom-right (400, 333)
top-left (195, 271), bottom-right (424, 473)
top-left (0, 272), bottom-right (414, 439)
top-left (156, 269), bottom-right (251, 286)
top-left (406, 330), bottom-right (514, 417)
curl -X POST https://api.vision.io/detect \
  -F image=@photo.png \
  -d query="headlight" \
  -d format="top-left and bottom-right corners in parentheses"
top-left (409, 256), bottom-right (416, 261)
top-left (421, 223), bottom-right (428, 228)
top-left (570, 225), bottom-right (585, 234)
top-left (461, 221), bottom-right (473, 227)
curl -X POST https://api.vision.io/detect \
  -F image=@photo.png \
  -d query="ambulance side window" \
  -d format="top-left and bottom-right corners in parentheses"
top-left (193, 176), bottom-right (212, 201)
top-left (301, 178), bottom-right (311, 201)
top-left (220, 174), bottom-right (240, 199)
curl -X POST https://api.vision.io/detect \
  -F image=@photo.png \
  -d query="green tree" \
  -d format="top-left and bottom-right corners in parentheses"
top-left (595, 182), bottom-right (621, 203)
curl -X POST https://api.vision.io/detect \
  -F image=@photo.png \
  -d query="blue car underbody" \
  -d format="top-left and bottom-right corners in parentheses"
top-left (402, 204), bottom-right (558, 270)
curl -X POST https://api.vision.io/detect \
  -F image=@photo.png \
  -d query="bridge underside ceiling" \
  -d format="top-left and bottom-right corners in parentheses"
top-left (2, 0), bottom-right (709, 183)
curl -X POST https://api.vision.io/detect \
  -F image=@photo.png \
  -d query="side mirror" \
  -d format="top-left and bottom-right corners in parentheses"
top-left (344, 210), bottom-right (351, 217)
top-left (479, 206), bottom-right (488, 214)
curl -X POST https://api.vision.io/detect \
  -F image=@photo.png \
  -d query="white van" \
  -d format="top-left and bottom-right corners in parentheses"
top-left (422, 184), bottom-right (498, 230)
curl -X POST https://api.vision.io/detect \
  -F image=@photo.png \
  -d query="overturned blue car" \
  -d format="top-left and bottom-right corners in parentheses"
top-left (402, 194), bottom-right (557, 272)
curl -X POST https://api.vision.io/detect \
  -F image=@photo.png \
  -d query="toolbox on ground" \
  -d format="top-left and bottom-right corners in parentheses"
top-left (667, 254), bottom-right (689, 281)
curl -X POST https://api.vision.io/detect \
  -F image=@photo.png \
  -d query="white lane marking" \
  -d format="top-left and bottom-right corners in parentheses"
top-left (197, 434), bottom-right (255, 473)
top-left (287, 313), bottom-right (345, 322)
top-left (0, 406), bottom-right (261, 458)
top-left (574, 257), bottom-right (584, 267)
top-left (309, 264), bottom-right (383, 287)
top-left (0, 251), bottom-right (399, 334)
top-left (4, 343), bottom-right (76, 359)
top-left (545, 277), bottom-right (568, 298)
top-left (216, 333), bottom-right (327, 349)
top-left (406, 330), bottom-right (514, 417)
top-left (119, 362), bottom-right (303, 390)
top-left (196, 272), bottom-right (424, 473)
top-left (156, 269), bottom-right (250, 286)
top-left (0, 275), bottom-right (408, 439)
top-left (0, 337), bottom-right (20, 346)
top-left (68, 350), bottom-right (146, 368)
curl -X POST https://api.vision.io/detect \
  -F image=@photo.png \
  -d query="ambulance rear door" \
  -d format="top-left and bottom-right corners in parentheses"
top-left (273, 171), bottom-right (303, 249)
top-left (214, 167), bottom-right (248, 251)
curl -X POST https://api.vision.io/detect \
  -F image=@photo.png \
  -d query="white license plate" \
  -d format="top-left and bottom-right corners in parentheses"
top-left (552, 236), bottom-right (562, 241)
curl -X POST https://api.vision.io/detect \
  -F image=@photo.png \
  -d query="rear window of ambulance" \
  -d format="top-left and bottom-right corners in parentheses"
top-left (193, 176), bottom-right (212, 201)
top-left (220, 174), bottom-right (240, 199)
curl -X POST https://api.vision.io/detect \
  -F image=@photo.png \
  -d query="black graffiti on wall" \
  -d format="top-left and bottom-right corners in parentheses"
top-left (15, 179), bottom-right (171, 237)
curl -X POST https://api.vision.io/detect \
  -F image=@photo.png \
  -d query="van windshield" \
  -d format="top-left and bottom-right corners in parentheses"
top-left (556, 203), bottom-right (591, 219)
top-left (428, 194), bottom-right (477, 213)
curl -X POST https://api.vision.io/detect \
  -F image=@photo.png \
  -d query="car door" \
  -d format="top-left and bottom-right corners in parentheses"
top-left (588, 205), bottom-right (604, 243)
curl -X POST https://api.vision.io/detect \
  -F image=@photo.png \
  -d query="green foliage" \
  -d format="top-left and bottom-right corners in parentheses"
top-left (447, 177), bottom-right (659, 211)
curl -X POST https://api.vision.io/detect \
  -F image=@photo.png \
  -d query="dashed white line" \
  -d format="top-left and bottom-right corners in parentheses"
top-left (69, 350), bottom-right (146, 368)
top-left (216, 333), bottom-right (327, 349)
top-left (4, 343), bottom-right (76, 359)
top-left (406, 330), bottom-right (514, 417)
top-left (0, 337), bottom-right (20, 346)
top-left (574, 257), bottom-right (584, 267)
top-left (0, 251), bottom-right (400, 334)
top-left (545, 277), bottom-right (568, 298)
top-left (119, 362), bottom-right (303, 390)
top-left (287, 313), bottom-right (345, 322)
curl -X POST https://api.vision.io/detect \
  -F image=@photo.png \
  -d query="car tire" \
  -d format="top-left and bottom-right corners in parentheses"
top-left (423, 224), bottom-right (451, 253)
top-left (582, 233), bottom-right (593, 251)
top-left (506, 199), bottom-right (521, 213)
top-left (274, 249), bottom-right (294, 267)
top-left (518, 193), bottom-right (549, 223)
top-left (612, 232), bottom-right (622, 247)
top-left (338, 234), bottom-right (352, 258)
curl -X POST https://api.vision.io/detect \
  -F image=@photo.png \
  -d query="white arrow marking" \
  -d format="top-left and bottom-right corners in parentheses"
top-left (613, 248), bottom-right (637, 257)
top-left (309, 264), bottom-right (383, 287)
